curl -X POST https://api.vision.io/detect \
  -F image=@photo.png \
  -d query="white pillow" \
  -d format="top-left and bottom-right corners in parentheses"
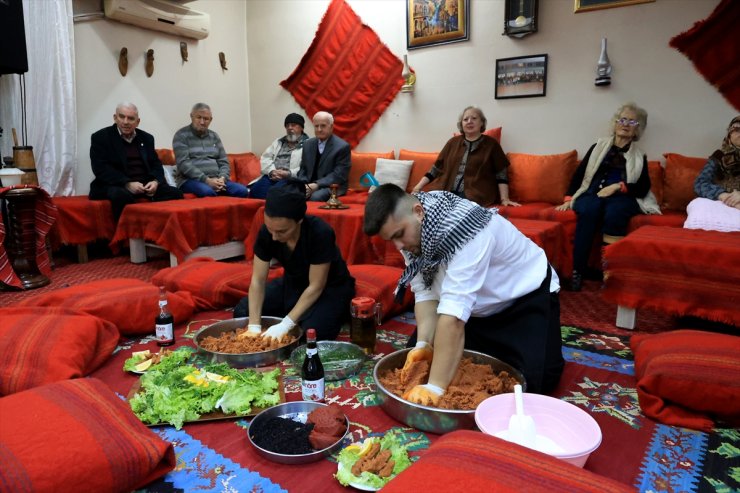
top-left (370, 158), bottom-right (414, 192)
top-left (684, 197), bottom-right (740, 232)
top-left (162, 165), bottom-right (177, 187)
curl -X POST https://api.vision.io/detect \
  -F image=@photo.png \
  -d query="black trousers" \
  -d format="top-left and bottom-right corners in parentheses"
top-left (572, 192), bottom-right (640, 273)
top-left (89, 183), bottom-right (183, 221)
top-left (407, 268), bottom-right (564, 394)
top-left (234, 276), bottom-right (356, 341)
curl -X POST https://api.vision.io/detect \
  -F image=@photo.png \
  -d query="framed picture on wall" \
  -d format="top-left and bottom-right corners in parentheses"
top-left (494, 54), bottom-right (548, 100)
top-left (574, 0), bottom-right (655, 13)
top-left (407, 0), bottom-right (469, 49)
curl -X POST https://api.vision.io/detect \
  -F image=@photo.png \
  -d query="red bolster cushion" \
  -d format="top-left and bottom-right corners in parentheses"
top-left (349, 264), bottom-right (413, 320)
top-left (0, 378), bottom-right (175, 492)
top-left (16, 278), bottom-right (196, 336)
top-left (631, 330), bottom-right (740, 431)
top-left (383, 430), bottom-right (633, 493)
top-left (0, 307), bottom-right (119, 396)
top-left (150, 257), bottom-right (284, 310)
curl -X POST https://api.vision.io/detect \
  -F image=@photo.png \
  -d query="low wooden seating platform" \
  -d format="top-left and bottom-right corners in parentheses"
top-left (603, 226), bottom-right (740, 330)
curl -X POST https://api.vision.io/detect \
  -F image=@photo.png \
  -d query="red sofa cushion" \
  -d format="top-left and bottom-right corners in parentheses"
top-left (151, 257), bottom-right (284, 310)
top-left (631, 330), bottom-right (740, 431)
top-left (0, 378), bottom-right (175, 492)
top-left (399, 149), bottom-right (439, 193)
top-left (662, 153), bottom-right (705, 211)
top-left (17, 278), bottom-right (196, 336)
top-left (383, 430), bottom-right (633, 493)
top-left (507, 150), bottom-right (579, 205)
top-left (647, 160), bottom-right (664, 207)
top-left (349, 264), bottom-right (413, 319)
top-left (230, 152), bottom-right (262, 185)
top-left (348, 150), bottom-right (395, 192)
top-left (0, 306), bottom-right (119, 395)
top-left (628, 210), bottom-right (686, 232)
top-left (453, 126), bottom-right (502, 143)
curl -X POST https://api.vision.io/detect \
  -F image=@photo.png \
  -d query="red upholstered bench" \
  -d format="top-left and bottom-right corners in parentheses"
top-left (603, 226), bottom-right (740, 329)
top-left (49, 196), bottom-right (115, 263)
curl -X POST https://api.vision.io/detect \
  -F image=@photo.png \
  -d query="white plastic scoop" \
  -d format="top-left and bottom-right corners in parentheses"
top-left (507, 384), bottom-right (537, 448)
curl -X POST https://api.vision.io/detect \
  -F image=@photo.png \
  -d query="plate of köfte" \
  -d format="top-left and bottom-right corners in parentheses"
top-left (334, 432), bottom-right (414, 490)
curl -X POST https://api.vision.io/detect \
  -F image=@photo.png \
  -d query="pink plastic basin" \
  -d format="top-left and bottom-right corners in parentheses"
top-left (475, 393), bottom-right (602, 467)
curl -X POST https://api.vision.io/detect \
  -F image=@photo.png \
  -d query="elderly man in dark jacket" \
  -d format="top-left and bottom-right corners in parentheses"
top-left (89, 102), bottom-right (182, 220)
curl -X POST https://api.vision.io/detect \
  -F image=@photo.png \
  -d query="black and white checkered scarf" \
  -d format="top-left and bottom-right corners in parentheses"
top-left (394, 191), bottom-right (495, 303)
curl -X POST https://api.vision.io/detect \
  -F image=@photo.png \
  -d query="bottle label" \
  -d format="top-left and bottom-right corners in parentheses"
top-left (158, 300), bottom-right (167, 308)
top-left (302, 378), bottom-right (325, 402)
top-left (156, 322), bottom-right (174, 342)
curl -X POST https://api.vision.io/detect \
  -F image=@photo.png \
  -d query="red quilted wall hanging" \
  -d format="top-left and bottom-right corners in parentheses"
top-left (669, 0), bottom-right (740, 111)
top-left (280, 0), bottom-right (404, 148)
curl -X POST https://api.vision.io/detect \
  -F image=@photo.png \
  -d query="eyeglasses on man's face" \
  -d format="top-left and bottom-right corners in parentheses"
top-left (616, 117), bottom-right (640, 127)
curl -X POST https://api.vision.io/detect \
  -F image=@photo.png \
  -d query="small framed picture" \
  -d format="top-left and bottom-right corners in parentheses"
top-left (574, 0), bottom-right (655, 13)
top-left (407, 0), bottom-right (469, 50)
top-left (494, 54), bottom-right (548, 99)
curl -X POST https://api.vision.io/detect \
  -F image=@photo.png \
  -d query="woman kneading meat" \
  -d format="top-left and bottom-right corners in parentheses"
top-left (234, 180), bottom-right (355, 340)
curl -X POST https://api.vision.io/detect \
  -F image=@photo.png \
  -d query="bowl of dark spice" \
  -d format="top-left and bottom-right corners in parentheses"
top-left (248, 401), bottom-right (349, 464)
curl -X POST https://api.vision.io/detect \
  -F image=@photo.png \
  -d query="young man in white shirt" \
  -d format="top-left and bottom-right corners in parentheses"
top-left (363, 184), bottom-right (563, 404)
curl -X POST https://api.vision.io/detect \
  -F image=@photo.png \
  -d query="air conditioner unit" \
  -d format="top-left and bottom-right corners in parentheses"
top-left (103, 0), bottom-right (210, 40)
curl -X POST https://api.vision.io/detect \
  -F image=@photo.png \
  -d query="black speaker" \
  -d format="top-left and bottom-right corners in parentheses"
top-left (0, 0), bottom-right (29, 75)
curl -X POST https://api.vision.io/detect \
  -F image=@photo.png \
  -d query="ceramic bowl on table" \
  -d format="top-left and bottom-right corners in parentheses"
top-left (289, 341), bottom-right (367, 381)
top-left (247, 401), bottom-right (350, 465)
top-left (373, 348), bottom-right (526, 434)
top-left (193, 316), bottom-right (302, 368)
top-left (475, 393), bottom-right (602, 467)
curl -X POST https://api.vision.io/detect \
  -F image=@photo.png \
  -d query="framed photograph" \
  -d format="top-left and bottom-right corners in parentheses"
top-left (494, 54), bottom-right (548, 100)
top-left (574, 0), bottom-right (655, 13)
top-left (407, 0), bottom-right (469, 50)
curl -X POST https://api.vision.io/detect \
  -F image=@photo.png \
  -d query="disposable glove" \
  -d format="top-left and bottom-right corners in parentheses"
top-left (239, 324), bottom-right (263, 338)
top-left (403, 383), bottom-right (444, 406)
top-left (401, 341), bottom-right (433, 382)
top-left (261, 316), bottom-right (295, 341)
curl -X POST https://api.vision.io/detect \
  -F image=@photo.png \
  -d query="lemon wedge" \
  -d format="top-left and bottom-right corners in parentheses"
top-left (132, 350), bottom-right (151, 359)
top-left (205, 372), bottom-right (230, 383)
top-left (358, 439), bottom-right (375, 457)
top-left (134, 359), bottom-right (153, 372)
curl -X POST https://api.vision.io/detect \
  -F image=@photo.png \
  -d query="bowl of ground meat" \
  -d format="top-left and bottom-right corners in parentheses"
top-left (194, 317), bottom-right (302, 368)
top-left (248, 401), bottom-right (349, 465)
top-left (373, 348), bottom-right (525, 434)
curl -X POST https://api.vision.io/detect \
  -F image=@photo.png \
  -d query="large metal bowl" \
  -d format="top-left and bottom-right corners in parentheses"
top-left (193, 316), bottom-right (302, 368)
top-left (289, 341), bottom-right (367, 381)
top-left (247, 401), bottom-right (350, 465)
top-left (373, 348), bottom-right (526, 434)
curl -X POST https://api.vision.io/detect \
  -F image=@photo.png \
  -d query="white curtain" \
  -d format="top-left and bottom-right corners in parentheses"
top-left (0, 0), bottom-right (76, 196)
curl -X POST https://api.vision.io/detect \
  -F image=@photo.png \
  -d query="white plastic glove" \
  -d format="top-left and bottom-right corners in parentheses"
top-left (403, 383), bottom-right (444, 406)
top-left (261, 315), bottom-right (295, 341)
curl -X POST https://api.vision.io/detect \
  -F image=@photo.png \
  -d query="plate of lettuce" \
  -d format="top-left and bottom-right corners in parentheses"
top-left (127, 347), bottom-right (283, 429)
top-left (335, 432), bottom-right (413, 490)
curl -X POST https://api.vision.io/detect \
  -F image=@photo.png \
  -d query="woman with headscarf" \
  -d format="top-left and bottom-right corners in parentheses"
top-left (555, 102), bottom-right (661, 291)
top-left (234, 179), bottom-right (355, 340)
top-left (685, 116), bottom-right (740, 232)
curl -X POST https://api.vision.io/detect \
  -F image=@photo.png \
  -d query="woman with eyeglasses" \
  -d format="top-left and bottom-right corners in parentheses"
top-left (555, 102), bottom-right (661, 291)
top-left (684, 116), bottom-right (740, 232)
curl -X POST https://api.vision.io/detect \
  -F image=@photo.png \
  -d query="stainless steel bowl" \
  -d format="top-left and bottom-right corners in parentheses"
top-left (194, 316), bottom-right (303, 368)
top-left (289, 341), bottom-right (367, 381)
top-left (247, 401), bottom-right (350, 465)
top-left (373, 348), bottom-right (526, 434)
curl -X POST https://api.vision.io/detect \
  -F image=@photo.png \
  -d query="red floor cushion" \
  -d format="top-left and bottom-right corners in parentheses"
top-left (0, 378), bottom-right (175, 492)
top-left (151, 257), bottom-right (284, 310)
top-left (349, 264), bottom-right (413, 320)
top-left (631, 330), bottom-right (740, 431)
top-left (383, 430), bottom-right (633, 493)
top-left (16, 278), bottom-right (196, 336)
top-left (0, 307), bottom-right (119, 396)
